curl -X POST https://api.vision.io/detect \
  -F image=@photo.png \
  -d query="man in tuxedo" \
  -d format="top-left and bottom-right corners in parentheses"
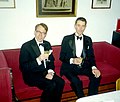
top-left (19, 23), bottom-right (65, 102)
top-left (59, 17), bottom-right (101, 98)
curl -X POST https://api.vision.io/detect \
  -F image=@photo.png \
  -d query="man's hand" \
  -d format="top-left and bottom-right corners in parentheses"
top-left (37, 54), bottom-right (49, 61)
top-left (92, 69), bottom-right (101, 78)
top-left (73, 57), bottom-right (83, 65)
top-left (45, 73), bottom-right (54, 80)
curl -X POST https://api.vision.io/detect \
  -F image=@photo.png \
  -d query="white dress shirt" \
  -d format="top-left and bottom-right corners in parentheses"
top-left (70, 33), bottom-right (83, 64)
top-left (70, 34), bottom-right (97, 69)
top-left (75, 34), bottom-right (83, 57)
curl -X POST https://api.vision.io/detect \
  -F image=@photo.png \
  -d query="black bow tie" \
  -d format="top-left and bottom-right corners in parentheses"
top-left (77, 36), bottom-right (82, 40)
top-left (39, 43), bottom-right (44, 47)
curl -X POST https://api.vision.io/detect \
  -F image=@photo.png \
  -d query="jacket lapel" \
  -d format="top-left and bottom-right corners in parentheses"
top-left (68, 34), bottom-right (76, 57)
top-left (31, 39), bottom-right (41, 57)
top-left (81, 35), bottom-right (89, 58)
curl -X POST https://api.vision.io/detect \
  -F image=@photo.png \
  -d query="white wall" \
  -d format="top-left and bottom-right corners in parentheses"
top-left (0, 0), bottom-right (120, 50)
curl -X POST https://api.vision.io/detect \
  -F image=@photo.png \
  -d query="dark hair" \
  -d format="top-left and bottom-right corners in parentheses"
top-left (75, 17), bottom-right (87, 25)
top-left (35, 23), bottom-right (48, 32)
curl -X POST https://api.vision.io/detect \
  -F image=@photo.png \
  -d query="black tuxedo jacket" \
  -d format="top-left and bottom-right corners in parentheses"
top-left (59, 33), bottom-right (96, 76)
top-left (19, 38), bottom-right (55, 86)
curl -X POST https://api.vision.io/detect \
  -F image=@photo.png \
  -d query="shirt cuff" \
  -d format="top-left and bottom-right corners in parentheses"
top-left (70, 58), bottom-right (73, 64)
top-left (36, 58), bottom-right (42, 65)
top-left (92, 66), bottom-right (97, 69)
top-left (48, 69), bottom-right (54, 73)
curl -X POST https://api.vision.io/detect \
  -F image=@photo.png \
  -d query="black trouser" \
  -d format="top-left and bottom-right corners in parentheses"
top-left (64, 66), bottom-right (101, 98)
top-left (36, 74), bottom-right (65, 102)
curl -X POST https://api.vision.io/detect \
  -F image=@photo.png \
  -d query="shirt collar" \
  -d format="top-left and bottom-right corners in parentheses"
top-left (75, 33), bottom-right (83, 38)
top-left (35, 38), bottom-right (43, 46)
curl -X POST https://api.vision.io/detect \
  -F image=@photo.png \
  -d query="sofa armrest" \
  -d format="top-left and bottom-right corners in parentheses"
top-left (0, 67), bottom-right (12, 102)
top-left (104, 43), bottom-right (120, 70)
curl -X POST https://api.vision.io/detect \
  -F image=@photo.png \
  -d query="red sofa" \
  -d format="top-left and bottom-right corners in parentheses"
top-left (0, 41), bottom-right (120, 101)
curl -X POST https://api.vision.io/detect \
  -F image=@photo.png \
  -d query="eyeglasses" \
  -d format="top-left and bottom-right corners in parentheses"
top-left (35, 30), bottom-right (46, 35)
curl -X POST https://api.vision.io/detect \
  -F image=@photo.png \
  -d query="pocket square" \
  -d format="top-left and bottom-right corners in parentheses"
top-left (87, 46), bottom-right (89, 49)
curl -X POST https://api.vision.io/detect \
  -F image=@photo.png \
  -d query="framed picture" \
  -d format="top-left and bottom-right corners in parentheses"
top-left (91, 0), bottom-right (112, 9)
top-left (0, 0), bottom-right (15, 8)
top-left (36, 0), bottom-right (77, 17)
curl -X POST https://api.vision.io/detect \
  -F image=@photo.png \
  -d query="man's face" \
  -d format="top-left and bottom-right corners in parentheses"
top-left (34, 25), bottom-right (47, 42)
top-left (74, 20), bottom-right (86, 36)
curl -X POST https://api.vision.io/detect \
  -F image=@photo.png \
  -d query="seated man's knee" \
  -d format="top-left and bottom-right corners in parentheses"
top-left (45, 82), bottom-right (56, 92)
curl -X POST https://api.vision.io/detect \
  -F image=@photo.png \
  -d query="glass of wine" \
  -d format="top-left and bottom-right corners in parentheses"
top-left (44, 50), bottom-right (53, 62)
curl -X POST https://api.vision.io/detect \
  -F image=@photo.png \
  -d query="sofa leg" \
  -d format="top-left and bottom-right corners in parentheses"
top-left (10, 69), bottom-right (20, 102)
top-left (12, 87), bottom-right (19, 102)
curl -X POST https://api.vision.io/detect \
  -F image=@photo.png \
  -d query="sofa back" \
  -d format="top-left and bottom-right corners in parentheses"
top-left (93, 41), bottom-right (120, 69)
top-left (93, 42), bottom-right (107, 62)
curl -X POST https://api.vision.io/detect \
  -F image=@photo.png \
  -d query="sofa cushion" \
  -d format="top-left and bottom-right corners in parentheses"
top-left (16, 87), bottom-right (42, 100)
